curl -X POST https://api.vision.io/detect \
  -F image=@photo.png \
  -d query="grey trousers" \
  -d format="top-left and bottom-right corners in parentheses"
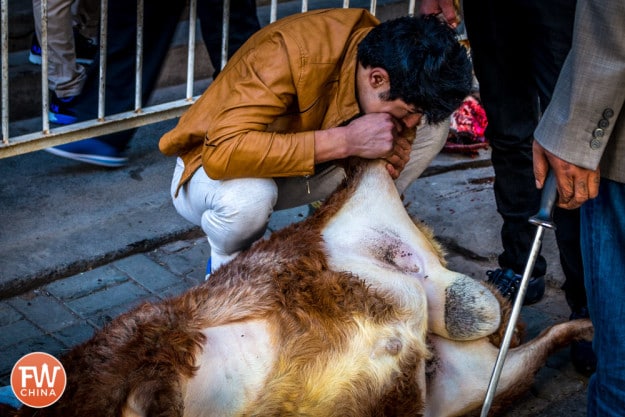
top-left (32, 0), bottom-right (99, 97)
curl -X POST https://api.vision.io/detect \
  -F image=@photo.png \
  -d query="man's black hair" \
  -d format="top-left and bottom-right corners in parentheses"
top-left (357, 14), bottom-right (472, 124)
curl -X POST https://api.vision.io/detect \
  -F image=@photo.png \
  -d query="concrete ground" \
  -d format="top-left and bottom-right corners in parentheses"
top-left (0, 116), bottom-right (590, 414)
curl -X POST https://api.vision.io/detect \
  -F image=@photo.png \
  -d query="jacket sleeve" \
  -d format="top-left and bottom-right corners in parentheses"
top-left (201, 33), bottom-right (317, 180)
top-left (534, 0), bottom-right (625, 171)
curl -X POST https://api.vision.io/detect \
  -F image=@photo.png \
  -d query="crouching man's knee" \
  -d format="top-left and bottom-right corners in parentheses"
top-left (201, 177), bottom-right (278, 260)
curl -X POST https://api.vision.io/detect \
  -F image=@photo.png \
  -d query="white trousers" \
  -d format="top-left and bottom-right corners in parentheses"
top-left (171, 119), bottom-right (449, 271)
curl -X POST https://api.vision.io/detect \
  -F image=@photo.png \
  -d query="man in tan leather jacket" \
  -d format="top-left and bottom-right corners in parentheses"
top-left (159, 8), bottom-right (472, 276)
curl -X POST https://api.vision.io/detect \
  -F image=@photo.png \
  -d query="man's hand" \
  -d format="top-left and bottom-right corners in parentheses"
top-left (418, 0), bottom-right (459, 28)
top-left (343, 113), bottom-right (413, 179)
top-left (532, 140), bottom-right (600, 209)
top-left (343, 113), bottom-right (399, 158)
top-left (384, 135), bottom-right (411, 179)
top-left (314, 113), bottom-right (413, 179)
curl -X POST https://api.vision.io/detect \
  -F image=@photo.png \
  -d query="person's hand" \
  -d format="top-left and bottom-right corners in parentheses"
top-left (343, 113), bottom-right (410, 179)
top-left (532, 140), bottom-right (600, 209)
top-left (343, 112), bottom-right (399, 157)
top-left (384, 135), bottom-right (411, 179)
top-left (418, 0), bottom-right (459, 28)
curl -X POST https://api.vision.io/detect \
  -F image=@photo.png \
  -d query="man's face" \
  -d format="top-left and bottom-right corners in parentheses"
top-left (356, 65), bottom-right (423, 130)
top-left (364, 92), bottom-right (423, 130)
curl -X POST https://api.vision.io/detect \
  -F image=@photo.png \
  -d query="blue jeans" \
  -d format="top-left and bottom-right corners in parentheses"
top-left (581, 178), bottom-right (625, 416)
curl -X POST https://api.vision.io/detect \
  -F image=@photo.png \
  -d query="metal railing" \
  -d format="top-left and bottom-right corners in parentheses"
top-left (0, 0), bottom-right (416, 159)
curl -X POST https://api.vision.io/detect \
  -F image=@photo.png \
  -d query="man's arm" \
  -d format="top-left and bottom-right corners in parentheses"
top-left (533, 0), bottom-right (625, 209)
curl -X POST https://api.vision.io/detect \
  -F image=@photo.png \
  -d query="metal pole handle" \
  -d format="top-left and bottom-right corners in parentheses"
top-left (480, 171), bottom-right (558, 416)
top-left (529, 171), bottom-right (558, 230)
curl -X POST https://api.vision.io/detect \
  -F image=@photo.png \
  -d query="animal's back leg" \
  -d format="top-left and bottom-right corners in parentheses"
top-left (425, 318), bottom-right (593, 417)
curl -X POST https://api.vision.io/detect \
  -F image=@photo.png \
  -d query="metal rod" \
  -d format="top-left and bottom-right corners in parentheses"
top-left (370, 0), bottom-right (377, 15)
top-left (480, 226), bottom-right (545, 416)
top-left (41, 0), bottom-right (50, 133)
top-left (221, 0), bottom-right (230, 71)
top-left (0, 99), bottom-right (197, 158)
top-left (270, 0), bottom-right (277, 23)
top-left (134, 0), bottom-right (144, 112)
top-left (186, 0), bottom-right (197, 100)
top-left (480, 172), bottom-right (558, 416)
top-left (98, 0), bottom-right (108, 121)
top-left (1, 0), bottom-right (9, 144)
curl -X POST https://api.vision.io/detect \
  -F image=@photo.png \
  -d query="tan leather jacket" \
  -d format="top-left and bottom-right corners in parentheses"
top-left (159, 8), bottom-right (379, 194)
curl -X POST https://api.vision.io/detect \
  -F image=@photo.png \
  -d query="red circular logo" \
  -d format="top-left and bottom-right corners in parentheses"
top-left (10, 352), bottom-right (66, 408)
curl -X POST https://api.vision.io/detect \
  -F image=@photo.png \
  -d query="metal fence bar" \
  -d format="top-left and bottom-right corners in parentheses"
top-left (0, 101), bottom-right (193, 158)
top-left (221, 0), bottom-right (230, 71)
top-left (186, 0), bottom-right (197, 100)
top-left (369, 0), bottom-right (377, 15)
top-left (134, 0), bottom-right (144, 112)
top-left (1, 0), bottom-right (8, 145)
top-left (40, 0), bottom-right (50, 134)
top-left (0, 0), bottom-right (410, 159)
top-left (270, 0), bottom-right (278, 23)
top-left (98, 0), bottom-right (108, 121)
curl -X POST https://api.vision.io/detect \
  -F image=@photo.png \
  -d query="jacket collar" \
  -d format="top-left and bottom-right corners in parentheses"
top-left (322, 27), bottom-right (372, 129)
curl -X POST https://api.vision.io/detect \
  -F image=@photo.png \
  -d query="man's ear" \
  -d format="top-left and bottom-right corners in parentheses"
top-left (369, 67), bottom-right (390, 89)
